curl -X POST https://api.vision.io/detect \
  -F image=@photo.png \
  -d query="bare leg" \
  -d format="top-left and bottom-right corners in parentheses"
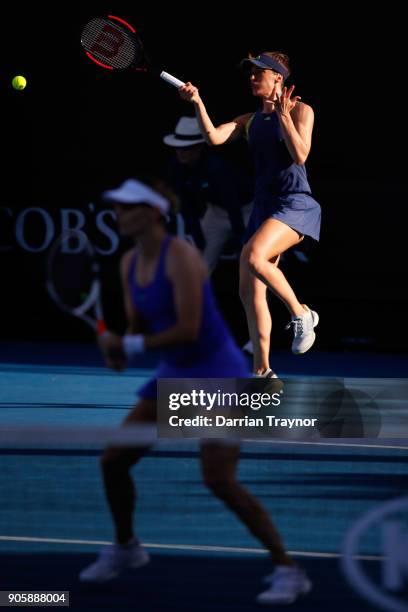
top-left (101, 398), bottom-right (156, 544)
top-left (200, 442), bottom-right (294, 566)
top-left (239, 251), bottom-right (279, 374)
top-left (245, 219), bottom-right (306, 317)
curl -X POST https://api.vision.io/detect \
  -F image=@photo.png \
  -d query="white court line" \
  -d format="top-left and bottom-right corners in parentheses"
top-left (0, 426), bottom-right (406, 450)
top-left (0, 535), bottom-right (382, 561)
top-left (242, 439), bottom-right (408, 451)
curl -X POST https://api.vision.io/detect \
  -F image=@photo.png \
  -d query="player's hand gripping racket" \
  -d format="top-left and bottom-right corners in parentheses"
top-left (46, 230), bottom-right (107, 336)
top-left (81, 14), bottom-right (184, 88)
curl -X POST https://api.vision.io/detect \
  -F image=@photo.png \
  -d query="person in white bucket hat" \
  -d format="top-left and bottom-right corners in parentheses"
top-left (163, 116), bottom-right (253, 274)
top-left (163, 116), bottom-right (206, 148)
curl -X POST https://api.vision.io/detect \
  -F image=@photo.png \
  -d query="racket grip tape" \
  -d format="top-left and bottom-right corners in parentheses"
top-left (160, 71), bottom-right (185, 88)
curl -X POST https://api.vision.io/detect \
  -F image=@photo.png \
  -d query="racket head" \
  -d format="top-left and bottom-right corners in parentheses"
top-left (46, 230), bottom-right (105, 332)
top-left (81, 15), bottom-right (148, 71)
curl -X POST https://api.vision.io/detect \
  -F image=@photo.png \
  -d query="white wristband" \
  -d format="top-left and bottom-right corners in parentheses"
top-left (123, 334), bottom-right (145, 358)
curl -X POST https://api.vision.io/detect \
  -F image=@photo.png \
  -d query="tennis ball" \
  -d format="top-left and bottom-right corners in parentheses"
top-left (12, 75), bottom-right (27, 90)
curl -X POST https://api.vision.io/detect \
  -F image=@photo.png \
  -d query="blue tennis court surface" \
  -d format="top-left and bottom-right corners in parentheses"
top-left (1, 342), bottom-right (407, 610)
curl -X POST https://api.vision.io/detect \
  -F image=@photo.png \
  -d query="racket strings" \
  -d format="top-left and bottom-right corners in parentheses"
top-left (48, 244), bottom-right (96, 311)
top-left (81, 17), bottom-right (142, 69)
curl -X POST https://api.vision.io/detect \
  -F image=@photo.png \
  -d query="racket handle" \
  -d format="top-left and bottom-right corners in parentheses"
top-left (160, 71), bottom-right (185, 88)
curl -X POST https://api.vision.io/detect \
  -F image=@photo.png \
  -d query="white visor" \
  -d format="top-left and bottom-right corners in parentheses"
top-left (102, 179), bottom-right (170, 214)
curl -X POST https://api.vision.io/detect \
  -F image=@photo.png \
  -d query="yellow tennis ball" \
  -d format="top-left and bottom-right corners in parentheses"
top-left (12, 75), bottom-right (27, 90)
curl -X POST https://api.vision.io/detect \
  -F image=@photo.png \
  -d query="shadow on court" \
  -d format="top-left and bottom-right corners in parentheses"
top-left (0, 552), bottom-right (380, 611)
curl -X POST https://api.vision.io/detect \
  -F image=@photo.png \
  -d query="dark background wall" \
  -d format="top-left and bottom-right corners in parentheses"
top-left (1, 5), bottom-right (405, 351)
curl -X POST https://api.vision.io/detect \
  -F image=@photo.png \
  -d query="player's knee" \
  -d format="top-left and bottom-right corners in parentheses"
top-left (247, 250), bottom-right (263, 276)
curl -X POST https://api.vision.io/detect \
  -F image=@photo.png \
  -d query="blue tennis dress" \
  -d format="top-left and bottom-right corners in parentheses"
top-left (129, 236), bottom-right (249, 399)
top-left (244, 110), bottom-right (321, 242)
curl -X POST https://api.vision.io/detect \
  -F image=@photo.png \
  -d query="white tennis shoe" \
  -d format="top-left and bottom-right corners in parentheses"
top-left (257, 565), bottom-right (312, 605)
top-left (79, 540), bottom-right (150, 583)
top-left (253, 367), bottom-right (284, 394)
top-left (286, 305), bottom-right (319, 354)
top-left (253, 367), bottom-right (278, 379)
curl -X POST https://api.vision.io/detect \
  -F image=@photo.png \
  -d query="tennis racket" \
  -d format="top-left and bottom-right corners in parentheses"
top-left (46, 230), bottom-right (107, 335)
top-left (81, 14), bottom-right (185, 88)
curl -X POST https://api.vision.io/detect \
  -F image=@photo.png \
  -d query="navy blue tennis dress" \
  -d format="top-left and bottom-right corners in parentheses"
top-left (129, 236), bottom-right (249, 399)
top-left (244, 110), bottom-right (321, 242)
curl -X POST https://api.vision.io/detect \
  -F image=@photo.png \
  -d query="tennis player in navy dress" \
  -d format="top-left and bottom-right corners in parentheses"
top-left (78, 177), bottom-right (311, 605)
top-left (179, 52), bottom-right (321, 387)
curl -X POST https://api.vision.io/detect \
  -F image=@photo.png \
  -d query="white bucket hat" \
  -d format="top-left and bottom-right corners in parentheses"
top-left (163, 116), bottom-right (205, 147)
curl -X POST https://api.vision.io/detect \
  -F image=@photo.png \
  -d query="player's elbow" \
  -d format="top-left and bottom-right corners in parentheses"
top-left (206, 128), bottom-right (227, 146)
top-left (204, 136), bottom-right (216, 146)
top-left (205, 134), bottom-right (221, 146)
